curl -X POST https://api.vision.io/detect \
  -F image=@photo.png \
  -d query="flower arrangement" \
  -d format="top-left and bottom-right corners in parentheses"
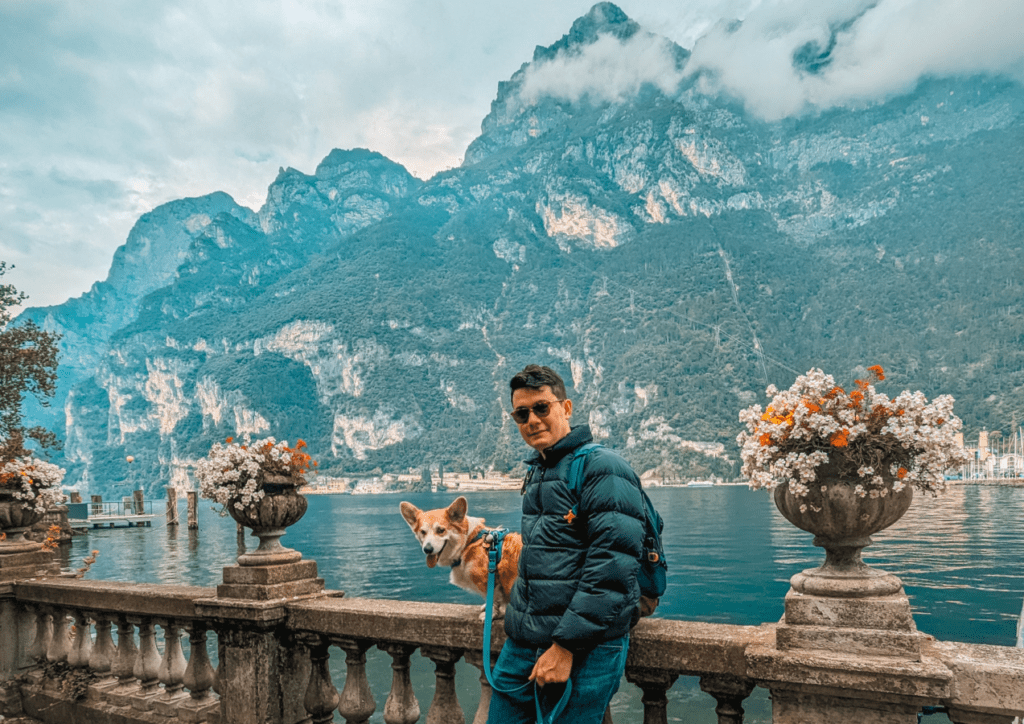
top-left (738, 366), bottom-right (970, 502)
top-left (0, 456), bottom-right (66, 514)
top-left (195, 435), bottom-right (315, 513)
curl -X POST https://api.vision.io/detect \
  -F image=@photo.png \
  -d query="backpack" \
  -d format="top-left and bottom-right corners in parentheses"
top-left (566, 443), bottom-right (668, 601)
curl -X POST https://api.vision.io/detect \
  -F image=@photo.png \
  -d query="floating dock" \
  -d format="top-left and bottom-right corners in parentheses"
top-left (66, 501), bottom-right (157, 529)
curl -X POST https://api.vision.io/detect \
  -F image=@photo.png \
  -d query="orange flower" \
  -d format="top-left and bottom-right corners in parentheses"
top-left (830, 429), bottom-right (850, 447)
top-left (226, 437), bottom-right (234, 444)
top-left (803, 400), bottom-right (821, 413)
top-left (849, 389), bottom-right (864, 406)
top-left (759, 433), bottom-right (772, 446)
top-left (897, 467), bottom-right (908, 479)
top-left (824, 386), bottom-right (845, 399)
top-left (867, 365), bottom-right (885, 381)
top-left (855, 378), bottom-right (869, 390)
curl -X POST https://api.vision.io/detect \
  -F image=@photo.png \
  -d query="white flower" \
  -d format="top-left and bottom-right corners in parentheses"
top-left (195, 436), bottom-right (310, 515)
top-left (0, 457), bottom-right (66, 514)
top-left (739, 367), bottom-right (968, 505)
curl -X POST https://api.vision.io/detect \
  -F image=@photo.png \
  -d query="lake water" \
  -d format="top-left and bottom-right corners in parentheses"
top-left (64, 484), bottom-right (1024, 723)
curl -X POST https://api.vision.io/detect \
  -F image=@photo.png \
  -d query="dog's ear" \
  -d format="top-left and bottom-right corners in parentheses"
top-left (447, 496), bottom-right (468, 522)
top-left (399, 502), bottom-right (421, 528)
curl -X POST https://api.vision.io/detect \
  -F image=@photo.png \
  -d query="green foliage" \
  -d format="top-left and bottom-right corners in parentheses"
top-left (0, 262), bottom-right (61, 458)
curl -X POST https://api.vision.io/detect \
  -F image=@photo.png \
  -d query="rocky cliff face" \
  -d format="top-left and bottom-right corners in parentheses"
top-left (21, 6), bottom-right (1024, 498)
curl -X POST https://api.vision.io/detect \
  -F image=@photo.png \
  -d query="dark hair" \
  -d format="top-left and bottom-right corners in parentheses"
top-left (509, 365), bottom-right (568, 402)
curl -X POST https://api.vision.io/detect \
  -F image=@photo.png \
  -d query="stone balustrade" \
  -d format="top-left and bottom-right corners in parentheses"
top-left (0, 573), bottom-right (1022, 723)
top-left (2, 498), bottom-right (1024, 724)
top-left (1, 579), bottom-right (221, 723)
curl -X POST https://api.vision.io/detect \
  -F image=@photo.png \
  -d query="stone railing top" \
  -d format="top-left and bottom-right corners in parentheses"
top-left (928, 640), bottom-right (1024, 716)
top-left (13, 578), bottom-right (215, 620)
top-left (627, 616), bottom-right (775, 677)
top-left (286, 596), bottom-right (773, 678)
top-left (287, 596), bottom-right (495, 650)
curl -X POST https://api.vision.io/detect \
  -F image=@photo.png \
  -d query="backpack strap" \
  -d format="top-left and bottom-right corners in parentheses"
top-left (565, 443), bottom-right (603, 521)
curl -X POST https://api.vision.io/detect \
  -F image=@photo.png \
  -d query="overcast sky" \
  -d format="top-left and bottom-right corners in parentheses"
top-left (2, 0), bottom-right (1022, 311)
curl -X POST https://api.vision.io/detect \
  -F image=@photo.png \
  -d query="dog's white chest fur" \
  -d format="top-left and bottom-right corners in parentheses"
top-left (449, 564), bottom-right (480, 596)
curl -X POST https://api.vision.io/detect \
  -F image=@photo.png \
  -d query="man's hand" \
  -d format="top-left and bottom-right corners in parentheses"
top-left (529, 642), bottom-right (573, 687)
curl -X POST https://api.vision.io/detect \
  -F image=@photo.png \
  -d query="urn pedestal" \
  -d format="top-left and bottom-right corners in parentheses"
top-left (751, 473), bottom-right (950, 724)
top-left (0, 492), bottom-right (44, 555)
top-left (217, 474), bottom-right (325, 601)
top-left (0, 492), bottom-right (59, 582)
top-left (226, 475), bottom-right (308, 567)
top-left (772, 475), bottom-right (923, 660)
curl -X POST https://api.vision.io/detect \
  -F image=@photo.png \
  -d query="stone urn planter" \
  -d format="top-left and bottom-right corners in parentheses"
top-left (774, 465), bottom-right (914, 598)
top-left (0, 489), bottom-right (45, 553)
top-left (227, 474), bottom-right (308, 566)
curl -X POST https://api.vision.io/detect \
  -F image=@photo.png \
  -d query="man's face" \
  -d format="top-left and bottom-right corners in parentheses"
top-left (511, 385), bottom-right (573, 453)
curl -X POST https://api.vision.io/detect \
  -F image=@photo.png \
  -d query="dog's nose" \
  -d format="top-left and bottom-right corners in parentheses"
top-left (423, 543), bottom-right (434, 554)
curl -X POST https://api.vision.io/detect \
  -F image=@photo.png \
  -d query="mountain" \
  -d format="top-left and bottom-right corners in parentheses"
top-left (19, 4), bottom-right (1024, 498)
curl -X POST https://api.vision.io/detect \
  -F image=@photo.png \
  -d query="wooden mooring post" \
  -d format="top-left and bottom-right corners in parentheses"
top-left (166, 486), bottom-right (179, 527)
top-left (187, 491), bottom-right (198, 529)
top-left (132, 489), bottom-right (144, 515)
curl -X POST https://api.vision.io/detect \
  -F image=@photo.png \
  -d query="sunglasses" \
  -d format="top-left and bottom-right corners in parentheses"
top-left (510, 400), bottom-right (564, 425)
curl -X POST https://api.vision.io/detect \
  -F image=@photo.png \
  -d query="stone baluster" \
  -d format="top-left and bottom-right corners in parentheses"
top-left (298, 633), bottom-right (340, 724)
top-left (46, 608), bottom-right (70, 664)
top-left (130, 619), bottom-right (163, 711)
top-left (463, 649), bottom-right (491, 724)
top-left (335, 637), bottom-right (376, 724)
top-left (107, 618), bottom-right (141, 706)
top-left (421, 645), bottom-right (465, 724)
top-left (26, 607), bottom-right (52, 661)
top-left (625, 668), bottom-right (679, 724)
top-left (88, 614), bottom-right (119, 700)
top-left (67, 610), bottom-right (93, 668)
top-left (89, 614), bottom-right (116, 677)
top-left (153, 619), bottom-right (189, 715)
top-left (13, 602), bottom-right (38, 673)
top-left (177, 622), bottom-right (218, 724)
top-left (699, 675), bottom-right (755, 724)
top-left (380, 642), bottom-right (420, 724)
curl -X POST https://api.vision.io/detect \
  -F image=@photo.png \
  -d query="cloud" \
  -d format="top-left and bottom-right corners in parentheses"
top-left (518, 31), bottom-right (686, 106)
top-left (0, 0), bottom-right (587, 308)
top-left (685, 0), bottom-right (1024, 120)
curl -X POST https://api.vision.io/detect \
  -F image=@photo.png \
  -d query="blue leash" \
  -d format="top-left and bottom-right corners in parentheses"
top-left (482, 528), bottom-right (573, 724)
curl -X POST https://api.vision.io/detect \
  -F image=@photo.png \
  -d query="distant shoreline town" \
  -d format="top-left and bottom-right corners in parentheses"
top-left (305, 471), bottom-right (741, 495)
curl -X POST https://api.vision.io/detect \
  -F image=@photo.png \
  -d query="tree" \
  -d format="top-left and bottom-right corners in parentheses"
top-left (0, 263), bottom-right (61, 459)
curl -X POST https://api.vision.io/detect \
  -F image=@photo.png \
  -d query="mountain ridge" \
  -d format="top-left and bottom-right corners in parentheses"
top-left (16, 4), bottom-right (1024, 498)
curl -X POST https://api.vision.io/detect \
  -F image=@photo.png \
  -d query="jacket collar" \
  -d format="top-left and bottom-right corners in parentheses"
top-left (524, 425), bottom-right (594, 468)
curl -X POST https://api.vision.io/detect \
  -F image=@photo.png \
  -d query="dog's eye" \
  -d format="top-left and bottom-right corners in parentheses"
top-left (420, 529), bottom-right (427, 536)
top-left (436, 527), bottom-right (446, 534)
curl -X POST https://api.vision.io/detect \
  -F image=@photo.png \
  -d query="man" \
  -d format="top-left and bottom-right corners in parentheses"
top-left (487, 364), bottom-right (647, 724)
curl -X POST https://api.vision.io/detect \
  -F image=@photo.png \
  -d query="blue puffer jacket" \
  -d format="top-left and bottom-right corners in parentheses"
top-left (504, 425), bottom-right (646, 652)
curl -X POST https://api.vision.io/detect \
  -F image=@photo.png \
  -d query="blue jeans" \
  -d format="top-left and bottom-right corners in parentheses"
top-left (486, 635), bottom-right (629, 724)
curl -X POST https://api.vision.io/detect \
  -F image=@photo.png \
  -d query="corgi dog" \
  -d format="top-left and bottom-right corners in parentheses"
top-left (400, 496), bottom-right (522, 620)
